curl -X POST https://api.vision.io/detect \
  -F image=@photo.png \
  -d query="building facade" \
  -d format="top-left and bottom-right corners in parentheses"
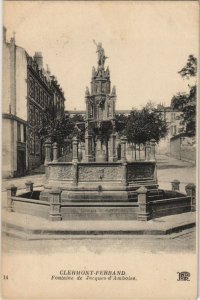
top-left (2, 27), bottom-right (65, 178)
top-left (155, 105), bottom-right (185, 154)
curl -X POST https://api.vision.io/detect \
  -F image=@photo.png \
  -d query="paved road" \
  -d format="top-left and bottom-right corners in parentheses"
top-left (157, 167), bottom-right (196, 193)
top-left (2, 229), bottom-right (196, 255)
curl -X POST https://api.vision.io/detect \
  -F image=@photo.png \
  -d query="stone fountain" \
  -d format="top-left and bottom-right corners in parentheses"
top-left (8, 43), bottom-right (193, 222)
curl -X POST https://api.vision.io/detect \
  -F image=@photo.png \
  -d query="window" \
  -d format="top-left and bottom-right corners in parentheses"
top-left (32, 106), bottom-right (35, 125)
top-left (171, 112), bottom-right (174, 121)
top-left (17, 123), bottom-right (21, 142)
top-left (29, 75), bottom-right (34, 98)
top-left (174, 125), bottom-right (177, 135)
top-left (30, 131), bottom-right (35, 154)
top-left (89, 104), bottom-right (93, 118)
top-left (38, 88), bottom-right (41, 104)
top-left (29, 105), bottom-right (32, 124)
top-left (44, 94), bottom-right (47, 108)
top-left (23, 125), bottom-right (26, 142)
top-left (107, 104), bottom-right (110, 117)
top-left (35, 136), bottom-right (40, 155)
top-left (35, 109), bottom-right (39, 125)
top-left (31, 138), bottom-right (35, 154)
top-left (40, 112), bottom-right (42, 125)
top-left (35, 84), bottom-right (39, 102)
top-left (40, 90), bottom-right (43, 107)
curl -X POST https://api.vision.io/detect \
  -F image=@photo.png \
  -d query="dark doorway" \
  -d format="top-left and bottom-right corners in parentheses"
top-left (17, 143), bottom-right (26, 176)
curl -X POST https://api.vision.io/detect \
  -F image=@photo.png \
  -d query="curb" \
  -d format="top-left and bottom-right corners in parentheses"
top-left (2, 221), bottom-right (196, 240)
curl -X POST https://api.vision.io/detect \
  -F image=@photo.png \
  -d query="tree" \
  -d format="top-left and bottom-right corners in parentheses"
top-left (36, 109), bottom-right (75, 147)
top-left (178, 54), bottom-right (197, 79)
top-left (115, 113), bottom-right (128, 136)
top-left (126, 105), bottom-right (168, 145)
top-left (171, 55), bottom-right (197, 137)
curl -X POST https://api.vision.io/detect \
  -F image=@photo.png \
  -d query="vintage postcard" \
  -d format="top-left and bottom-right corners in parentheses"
top-left (1, 1), bottom-right (199, 299)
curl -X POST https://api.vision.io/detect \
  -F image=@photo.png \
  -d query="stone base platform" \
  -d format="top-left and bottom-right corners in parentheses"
top-left (40, 161), bottom-right (158, 203)
top-left (7, 161), bottom-right (192, 223)
top-left (2, 210), bottom-right (196, 240)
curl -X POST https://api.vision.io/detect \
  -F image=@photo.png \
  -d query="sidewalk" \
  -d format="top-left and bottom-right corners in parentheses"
top-left (2, 174), bottom-right (45, 192)
top-left (156, 154), bottom-right (196, 192)
top-left (2, 209), bottom-right (196, 240)
top-left (156, 154), bottom-right (195, 169)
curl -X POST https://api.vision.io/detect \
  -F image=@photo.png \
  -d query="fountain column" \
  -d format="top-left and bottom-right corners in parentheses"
top-left (6, 184), bottom-right (17, 212)
top-left (96, 136), bottom-right (107, 162)
top-left (185, 183), bottom-right (196, 211)
top-left (109, 133), bottom-right (117, 162)
top-left (85, 128), bottom-right (93, 162)
top-left (44, 138), bottom-right (52, 166)
top-left (137, 186), bottom-right (151, 221)
top-left (72, 137), bottom-right (78, 162)
top-left (120, 136), bottom-right (127, 162)
top-left (52, 142), bottom-right (58, 162)
top-left (150, 139), bottom-right (156, 161)
top-left (145, 141), bottom-right (151, 161)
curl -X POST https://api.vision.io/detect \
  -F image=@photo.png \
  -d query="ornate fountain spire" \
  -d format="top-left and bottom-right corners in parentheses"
top-left (92, 66), bottom-right (96, 77)
top-left (85, 86), bottom-right (90, 96)
top-left (111, 85), bottom-right (116, 96)
top-left (106, 66), bottom-right (110, 76)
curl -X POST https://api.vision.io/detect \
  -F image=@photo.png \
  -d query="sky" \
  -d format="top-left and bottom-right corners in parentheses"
top-left (4, 1), bottom-right (198, 110)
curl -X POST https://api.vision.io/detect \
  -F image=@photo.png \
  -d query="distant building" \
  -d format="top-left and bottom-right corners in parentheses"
top-left (66, 109), bottom-right (86, 117)
top-left (2, 27), bottom-right (65, 178)
top-left (65, 109), bottom-right (131, 118)
top-left (156, 105), bottom-right (184, 137)
top-left (66, 106), bottom-right (184, 136)
top-left (155, 105), bottom-right (185, 154)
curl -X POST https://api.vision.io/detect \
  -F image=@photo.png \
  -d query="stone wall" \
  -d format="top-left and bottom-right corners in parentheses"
top-left (2, 40), bottom-right (11, 114)
top-left (9, 193), bottom-right (191, 221)
top-left (46, 161), bottom-right (157, 187)
top-left (150, 196), bottom-right (191, 219)
top-left (16, 46), bottom-right (28, 120)
top-left (180, 145), bottom-right (196, 162)
top-left (170, 135), bottom-right (196, 163)
top-left (61, 205), bottom-right (138, 220)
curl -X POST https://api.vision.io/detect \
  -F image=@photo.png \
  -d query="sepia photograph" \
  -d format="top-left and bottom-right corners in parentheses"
top-left (1, 1), bottom-right (199, 299)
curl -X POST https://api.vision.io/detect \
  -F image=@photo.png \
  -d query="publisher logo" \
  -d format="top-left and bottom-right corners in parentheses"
top-left (177, 272), bottom-right (190, 281)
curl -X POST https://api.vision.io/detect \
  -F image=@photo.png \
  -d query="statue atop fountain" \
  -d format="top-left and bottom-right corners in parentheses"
top-left (93, 40), bottom-right (108, 68)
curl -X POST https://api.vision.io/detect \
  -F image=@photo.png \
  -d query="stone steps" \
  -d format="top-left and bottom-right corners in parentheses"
top-left (2, 215), bottom-right (196, 240)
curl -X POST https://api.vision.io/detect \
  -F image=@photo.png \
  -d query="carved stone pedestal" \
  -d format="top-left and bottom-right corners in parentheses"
top-left (49, 189), bottom-right (62, 221)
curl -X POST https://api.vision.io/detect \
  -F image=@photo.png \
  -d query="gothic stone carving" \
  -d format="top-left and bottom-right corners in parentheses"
top-left (78, 165), bottom-right (122, 181)
top-left (49, 165), bottom-right (73, 181)
top-left (127, 163), bottom-right (155, 181)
